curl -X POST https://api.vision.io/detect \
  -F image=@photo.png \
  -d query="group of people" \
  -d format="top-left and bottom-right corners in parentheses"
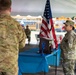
top-left (0, 0), bottom-right (76, 75)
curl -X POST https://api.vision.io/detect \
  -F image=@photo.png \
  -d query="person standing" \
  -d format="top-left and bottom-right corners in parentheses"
top-left (60, 20), bottom-right (76, 75)
top-left (0, 0), bottom-right (26, 75)
top-left (25, 25), bottom-right (31, 44)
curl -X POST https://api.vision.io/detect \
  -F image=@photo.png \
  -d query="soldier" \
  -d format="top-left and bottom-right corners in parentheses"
top-left (25, 25), bottom-right (31, 44)
top-left (60, 20), bottom-right (76, 75)
top-left (0, 0), bottom-right (26, 75)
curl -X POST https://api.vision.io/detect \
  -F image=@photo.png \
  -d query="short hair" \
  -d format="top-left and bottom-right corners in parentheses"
top-left (26, 25), bottom-right (29, 27)
top-left (0, 0), bottom-right (11, 10)
top-left (72, 27), bottom-right (75, 30)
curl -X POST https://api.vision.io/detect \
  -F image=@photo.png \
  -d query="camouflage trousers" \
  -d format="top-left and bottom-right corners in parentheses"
top-left (27, 36), bottom-right (30, 43)
top-left (62, 59), bottom-right (76, 75)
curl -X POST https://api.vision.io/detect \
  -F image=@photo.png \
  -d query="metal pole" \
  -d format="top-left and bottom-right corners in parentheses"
top-left (55, 52), bottom-right (57, 75)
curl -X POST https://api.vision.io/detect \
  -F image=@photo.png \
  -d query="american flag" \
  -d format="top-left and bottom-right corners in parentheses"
top-left (40, 0), bottom-right (58, 49)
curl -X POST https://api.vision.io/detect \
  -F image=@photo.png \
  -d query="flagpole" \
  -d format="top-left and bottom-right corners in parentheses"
top-left (39, 0), bottom-right (58, 74)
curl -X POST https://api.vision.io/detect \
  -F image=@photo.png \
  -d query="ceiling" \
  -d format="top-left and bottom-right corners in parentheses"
top-left (11, 0), bottom-right (76, 17)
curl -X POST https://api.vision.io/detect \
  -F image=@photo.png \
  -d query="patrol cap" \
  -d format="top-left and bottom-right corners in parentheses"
top-left (64, 20), bottom-right (74, 27)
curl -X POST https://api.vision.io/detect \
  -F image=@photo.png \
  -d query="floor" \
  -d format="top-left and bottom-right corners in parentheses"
top-left (22, 66), bottom-right (64, 75)
top-left (20, 44), bottom-right (64, 75)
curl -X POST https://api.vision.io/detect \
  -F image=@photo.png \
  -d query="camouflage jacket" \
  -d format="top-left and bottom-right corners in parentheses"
top-left (0, 14), bottom-right (26, 74)
top-left (60, 30), bottom-right (76, 59)
top-left (25, 28), bottom-right (31, 37)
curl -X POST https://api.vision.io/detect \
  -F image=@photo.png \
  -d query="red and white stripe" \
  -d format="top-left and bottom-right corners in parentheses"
top-left (40, 17), bottom-right (58, 49)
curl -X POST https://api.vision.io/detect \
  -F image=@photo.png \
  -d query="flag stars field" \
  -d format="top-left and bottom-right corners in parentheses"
top-left (40, 0), bottom-right (58, 49)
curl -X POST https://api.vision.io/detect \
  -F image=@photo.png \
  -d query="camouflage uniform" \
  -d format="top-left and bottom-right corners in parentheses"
top-left (0, 14), bottom-right (26, 75)
top-left (60, 30), bottom-right (76, 75)
top-left (25, 27), bottom-right (31, 44)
